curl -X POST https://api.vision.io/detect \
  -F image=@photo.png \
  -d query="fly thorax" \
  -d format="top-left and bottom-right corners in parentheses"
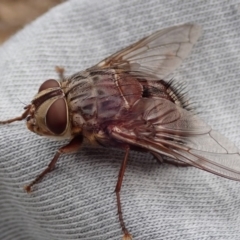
top-left (65, 69), bottom-right (142, 125)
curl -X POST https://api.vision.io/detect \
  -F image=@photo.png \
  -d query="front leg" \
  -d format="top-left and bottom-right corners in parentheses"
top-left (55, 66), bottom-right (66, 82)
top-left (25, 135), bottom-right (83, 192)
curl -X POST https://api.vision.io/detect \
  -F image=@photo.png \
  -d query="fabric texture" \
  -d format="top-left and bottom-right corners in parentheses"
top-left (0, 0), bottom-right (240, 239)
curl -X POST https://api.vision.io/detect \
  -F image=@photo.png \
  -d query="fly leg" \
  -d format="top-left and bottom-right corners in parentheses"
top-left (24, 135), bottom-right (83, 193)
top-left (55, 66), bottom-right (65, 82)
top-left (115, 146), bottom-right (132, 240)
top-left (0, 105), bottom-right (31, 124)
top-left (151, 152), bottom-right (164, 164)
top-left (163, 158), bottom-right (190, 167)
top-left (151, 152), bottom-right (190, 167)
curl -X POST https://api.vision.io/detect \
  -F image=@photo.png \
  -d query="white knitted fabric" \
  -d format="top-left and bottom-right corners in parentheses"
top-left (0, 0), bottom-right (240, 240)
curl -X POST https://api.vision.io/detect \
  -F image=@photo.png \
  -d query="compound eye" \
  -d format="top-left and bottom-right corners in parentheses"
top-left (38, 79), bottom-right (59, 92)
top-left (46, 98), bottom-right (67, 135)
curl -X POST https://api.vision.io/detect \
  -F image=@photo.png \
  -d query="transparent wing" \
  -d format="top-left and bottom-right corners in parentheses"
top-left (90, 23), bottom-right (202, 79)
top-left (109, 98), bottom-right (240, 181)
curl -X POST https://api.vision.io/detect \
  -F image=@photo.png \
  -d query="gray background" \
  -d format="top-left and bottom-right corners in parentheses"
top-left (0, 0), bottom-right (240, 239)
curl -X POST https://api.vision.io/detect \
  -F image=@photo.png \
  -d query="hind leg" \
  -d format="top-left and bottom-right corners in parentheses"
top-left (151, 152), bottom-right (190, 167)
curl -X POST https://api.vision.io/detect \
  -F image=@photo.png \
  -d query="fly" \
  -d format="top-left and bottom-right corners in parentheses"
top-left (1, 23), bottom-right (240, 240)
